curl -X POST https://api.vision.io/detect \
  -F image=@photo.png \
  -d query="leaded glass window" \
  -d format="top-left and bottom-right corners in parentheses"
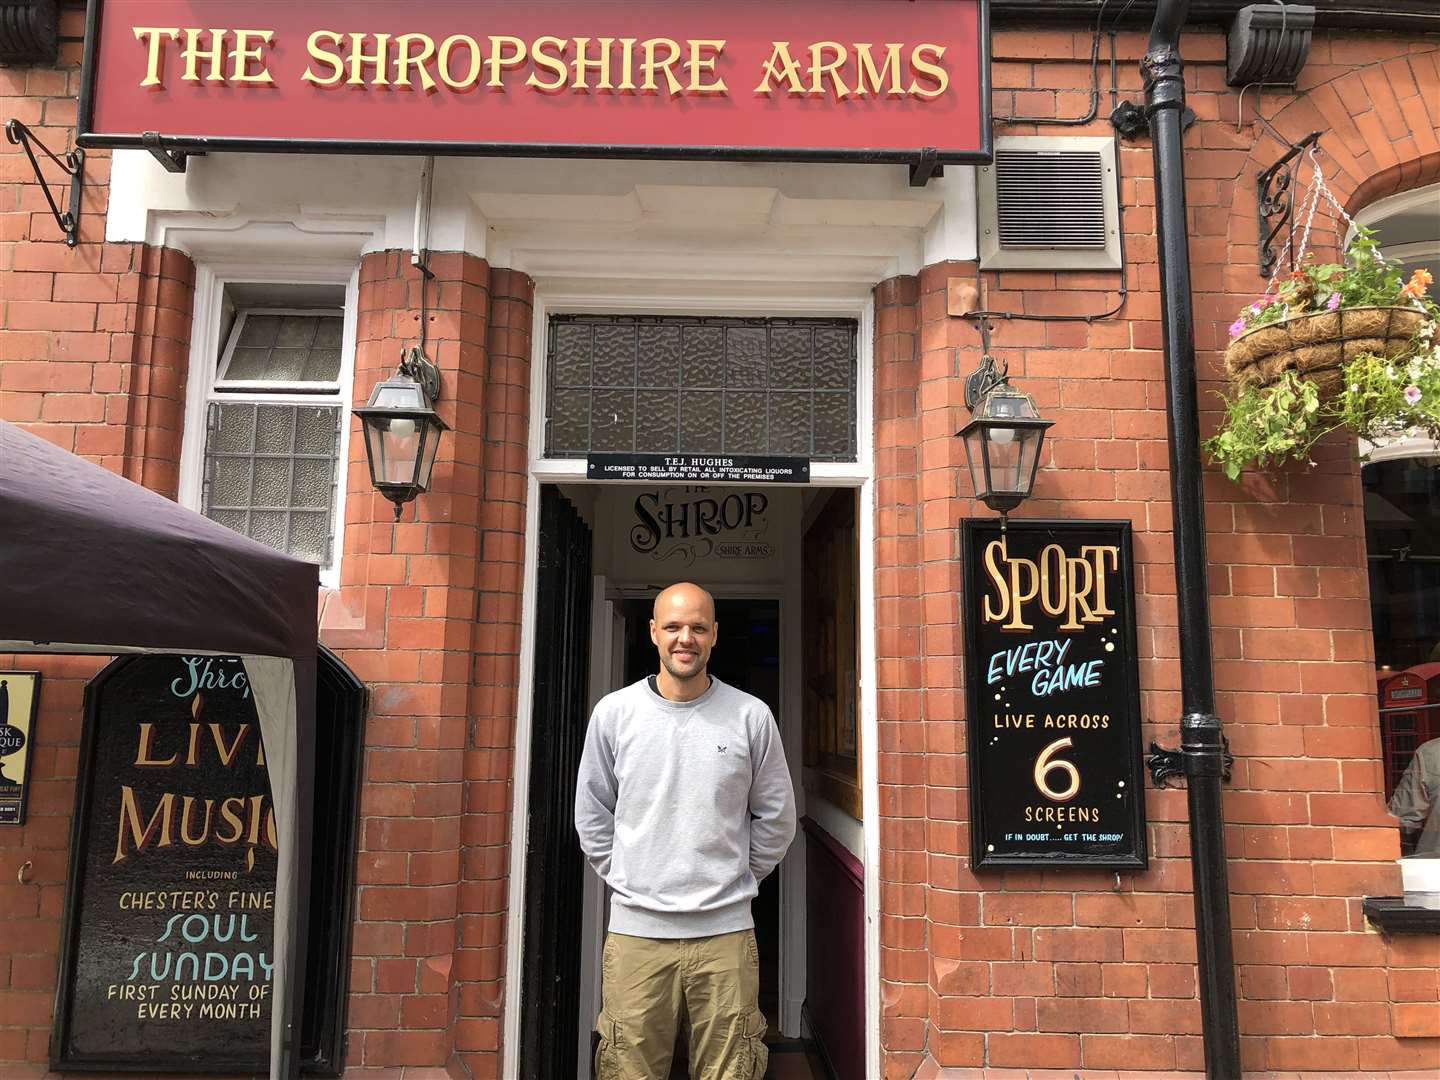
top-left (544, 315), bottom-right (858, 460)
top-left (199, 308), bottom-right (345, 567)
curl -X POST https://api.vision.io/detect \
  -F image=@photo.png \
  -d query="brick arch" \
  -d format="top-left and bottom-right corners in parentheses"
top-left (1254, 48), bottom-right (1440, 225)
top-left (1346, 150), bottom-right (1440, 219)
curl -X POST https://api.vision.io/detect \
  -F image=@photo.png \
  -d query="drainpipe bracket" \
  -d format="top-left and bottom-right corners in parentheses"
top-left (1147, 727), bottom-right (1233, 787)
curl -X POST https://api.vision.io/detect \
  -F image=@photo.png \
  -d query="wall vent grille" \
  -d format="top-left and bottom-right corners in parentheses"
top-left (980, 136), bottom-right (1121, 271)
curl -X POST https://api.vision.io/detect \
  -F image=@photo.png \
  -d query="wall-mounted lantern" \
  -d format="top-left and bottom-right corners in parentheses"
top-left (353, 347), bottom-right (448, 519)
top-left (956, 344), bottom-right (1052, 524)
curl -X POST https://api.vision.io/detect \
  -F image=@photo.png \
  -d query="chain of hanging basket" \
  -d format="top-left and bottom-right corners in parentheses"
top-left (1224, 149), bottom-right (1426, 397)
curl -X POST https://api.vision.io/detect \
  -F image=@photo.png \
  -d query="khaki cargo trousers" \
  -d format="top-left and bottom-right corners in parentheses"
top-left (594, 929), bottom-right (769, 1080)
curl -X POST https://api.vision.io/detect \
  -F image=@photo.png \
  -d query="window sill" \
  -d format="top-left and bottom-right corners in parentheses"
top-left (1363, 895), bottom-right (1440, 934)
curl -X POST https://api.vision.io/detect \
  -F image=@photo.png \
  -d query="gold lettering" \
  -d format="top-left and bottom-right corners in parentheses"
top-left (571, 36), bottom-right (614, 91)
top-left (393, 33), bottom-right (437, 91)
top-left (909, 43), bottom-right (949, 98)
top-left (686, 39), bottom-right (726, 93)
top-left (228, 29), bottom-right (274, 84)
top-left (981, 538), bottom-right (1011, 625)
top-left (487, 35), bottom-right (528, 88)
top-left (1005, 548), bottom-right (1040, 631)
top-left (115, 787), bottom-right (173, 863)
top-left (302, 30), bottom-right (345, 87)
top-left (1039, 543), bottom-right (1067, 617)
top-left (217, 797), bottom-right (247, 844)
top-left (209, 723), bottom-right (249, 767)
top-left (754, 41), bottom-right (804, 94)
top-left (347, 32), bottom-right (391, 87)
top-left (133, 27), bottom-right (179, 88)
top-left (1081, 545), bottom-right (1119, 618)
top-left (437, 34), bottom-right (482, 90)
top-left (181, 28), bottom-right (228, 84)
top-left (615, 37), bottom-right (637, 91)
top-left (527, 35), bottom-right (569, 91)
top-left (134, 723), bottom-right (177, 767)
top-left (640, 37), bottom-right (683, 95)
top-left (854, 42), bottom-right (905, 96)
top-left (808, 41), bottom-right (850, 98)
top-left (179, 796), bottom-right (214, 846)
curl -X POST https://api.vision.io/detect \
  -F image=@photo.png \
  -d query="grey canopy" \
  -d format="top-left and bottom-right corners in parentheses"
top-left (0, 420), bottom-right (317, 1080)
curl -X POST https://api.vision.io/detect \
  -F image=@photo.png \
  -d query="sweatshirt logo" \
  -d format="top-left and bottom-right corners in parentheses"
top-left (717, 745), bottom-right (727, 754)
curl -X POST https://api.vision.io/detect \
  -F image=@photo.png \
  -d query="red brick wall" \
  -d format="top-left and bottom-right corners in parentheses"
top-left (870, 25), bottom-right (1440, 1077)
top-left (4, 7), bottom-right (1440, 1079)
top-left (324, 251), bottom-right (532, 1078)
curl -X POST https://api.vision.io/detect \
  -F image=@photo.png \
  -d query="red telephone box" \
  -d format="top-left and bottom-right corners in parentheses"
top-left (1378, 664), bottom-right (1440, 800)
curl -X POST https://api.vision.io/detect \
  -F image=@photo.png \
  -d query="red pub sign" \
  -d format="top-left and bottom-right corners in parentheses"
top-left (78, 0), bottom-right (991, 165)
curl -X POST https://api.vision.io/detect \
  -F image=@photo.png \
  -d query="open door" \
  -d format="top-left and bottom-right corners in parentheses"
top-left (520, 487), bottom-right (594, 1080)
top-left (802, 489), bottom-right (865, 1079)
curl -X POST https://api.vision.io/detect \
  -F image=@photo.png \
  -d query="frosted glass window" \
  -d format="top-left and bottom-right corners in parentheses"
top-left (544, 315), bottom-right (858, 460)
top-left (201, 403), bottom-right (342, 566)
top-left (197, 303), bottom-right (348, 569)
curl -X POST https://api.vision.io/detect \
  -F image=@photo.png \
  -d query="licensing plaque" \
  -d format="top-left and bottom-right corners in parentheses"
top-left (587, 453), bottom-right (809, 484)
top-left (962, 520), bottom-right (1147, 869)
top-left (0, 671), bottom-right (40, 825)
top-left (53, 656), bottom-right (277, 1072)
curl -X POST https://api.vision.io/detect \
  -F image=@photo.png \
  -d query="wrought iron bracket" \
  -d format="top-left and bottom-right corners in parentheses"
top-left (1147, 736), bottom-right (1235, 787)
top-left (4, 119), bottom-right (83, 247)
top-left (1257, 129), bottom-right (1322, 278)
top-left (909, 148), bottom-right (944, 187)
top-left (141, 131), bottom-right (195, 173)
top-left (398, 345), bottom-right (442, 403)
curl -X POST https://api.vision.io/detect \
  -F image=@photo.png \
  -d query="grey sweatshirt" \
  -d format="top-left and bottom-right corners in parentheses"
top-left (574, 676), bottom-right (797, 938)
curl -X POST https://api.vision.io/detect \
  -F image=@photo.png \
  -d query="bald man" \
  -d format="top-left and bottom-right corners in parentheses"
top-left (575, 582), bottom-right (796, 1079)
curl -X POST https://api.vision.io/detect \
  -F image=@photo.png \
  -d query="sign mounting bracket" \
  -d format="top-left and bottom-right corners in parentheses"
top-left (4, 119), bottom-right (84, 246)
top-left (141, 130), bottom-right (194, 173)
top-left (909, 147), bottom-right (944, 187)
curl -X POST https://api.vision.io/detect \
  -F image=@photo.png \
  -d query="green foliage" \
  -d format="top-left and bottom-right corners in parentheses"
top-left (1206, 328), bottom-right (1440, 480)
top-left (1206, 371), bottom-right (1324, 482)
top-left (1230, 228), bottom-right (1438, 339)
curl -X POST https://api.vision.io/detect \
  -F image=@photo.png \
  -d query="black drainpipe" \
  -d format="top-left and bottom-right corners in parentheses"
top-left (1142, 2), bottom-right (1243, 1077)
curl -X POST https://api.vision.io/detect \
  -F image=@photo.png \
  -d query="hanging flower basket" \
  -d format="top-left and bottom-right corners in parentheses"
top-left (1224, 305), bottom-right (1429, 397)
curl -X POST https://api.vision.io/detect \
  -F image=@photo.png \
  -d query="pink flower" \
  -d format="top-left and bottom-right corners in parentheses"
top-left (1404, 385), bottom-right (1423, 405)
top-left (1326, 292), bottom-right (1341, 311)
top-left (1229, 318), bottom-right (1247, 338)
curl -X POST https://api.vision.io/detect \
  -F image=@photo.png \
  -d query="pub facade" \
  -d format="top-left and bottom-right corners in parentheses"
top-left (2, 1), bottom-right (1440, 1077)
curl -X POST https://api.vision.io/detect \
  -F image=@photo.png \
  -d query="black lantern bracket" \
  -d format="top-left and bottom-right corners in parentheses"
top-left (962, 317), bottom-right (1005, 410)
top-left (1257, 129), bottom-right (1322, 278)
top-left (5, 119), bottom-right (83, 247)
top-left (398, 345), bottom-right (441, 403)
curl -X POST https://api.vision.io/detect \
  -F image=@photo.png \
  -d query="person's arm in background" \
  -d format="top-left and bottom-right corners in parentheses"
top-left (1388, 750), bottom-right (1432, 835)
top-left (575, 709), bottom-right (618, 880)
top-left (748, 709), bottom-right (797, 881)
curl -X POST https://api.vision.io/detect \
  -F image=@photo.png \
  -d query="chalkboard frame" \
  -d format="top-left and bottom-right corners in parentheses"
top-left (50, 648), bottom-right (366, 1074)
top-left (961, 518), bottom-right (1148, 870)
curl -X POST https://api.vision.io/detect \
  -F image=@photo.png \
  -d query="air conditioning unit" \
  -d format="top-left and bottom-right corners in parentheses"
top-left (978, 136), bottom-right (1121, 271)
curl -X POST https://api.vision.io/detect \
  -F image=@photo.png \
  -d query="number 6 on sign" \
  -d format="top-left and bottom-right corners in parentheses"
top-left (1034, 737), bottom-right (1081, 801)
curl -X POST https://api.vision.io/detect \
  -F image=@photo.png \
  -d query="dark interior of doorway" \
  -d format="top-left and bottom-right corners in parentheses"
top-left (621, 595), bottom-right (784, 1058)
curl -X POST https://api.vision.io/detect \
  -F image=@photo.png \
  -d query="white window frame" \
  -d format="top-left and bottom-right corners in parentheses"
top-left (179, 262), bottom-right (361, 588)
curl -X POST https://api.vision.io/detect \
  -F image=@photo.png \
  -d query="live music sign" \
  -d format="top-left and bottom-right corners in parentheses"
top-left (78, 0), bottom-right (991, 165)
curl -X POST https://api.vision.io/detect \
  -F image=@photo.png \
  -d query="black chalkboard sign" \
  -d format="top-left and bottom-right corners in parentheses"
top-left (962, 520), bottom-right (1148, 869)
top-left (52, 655), bottom-right (277, 1071)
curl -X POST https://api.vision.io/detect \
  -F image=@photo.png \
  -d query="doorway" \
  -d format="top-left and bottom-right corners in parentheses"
top-left (517, 482), bottom-right (862, 1080)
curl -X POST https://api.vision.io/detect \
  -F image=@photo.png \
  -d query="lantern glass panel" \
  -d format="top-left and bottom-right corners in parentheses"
top-left (416, 423), bottom-right (442, 492)
top-left (961, 426), bottom-right (991, 499)
top-left (374, 418), bottom-right (422, 486)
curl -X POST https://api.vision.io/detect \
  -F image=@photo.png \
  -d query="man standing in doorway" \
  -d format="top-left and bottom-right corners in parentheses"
top-left (575, 581), bottom-right (797, 1079)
